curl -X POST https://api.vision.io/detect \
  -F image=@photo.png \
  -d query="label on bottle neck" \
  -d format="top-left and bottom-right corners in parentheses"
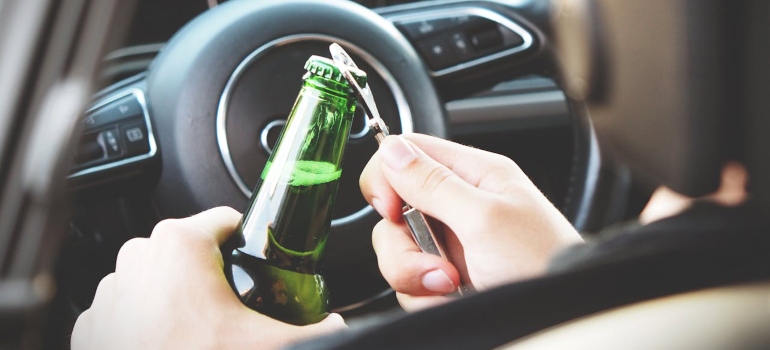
top-left (261, 160), bottom-right (341, 186)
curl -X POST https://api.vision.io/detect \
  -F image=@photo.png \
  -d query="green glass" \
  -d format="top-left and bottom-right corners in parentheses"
top-left (223, 56), bottom-right (365, 325)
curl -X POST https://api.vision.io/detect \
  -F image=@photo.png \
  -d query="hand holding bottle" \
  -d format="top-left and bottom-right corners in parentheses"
top-left (359, 134), bottom-right (583, 310)
top-left (71, 207), bottom-right (345, 350)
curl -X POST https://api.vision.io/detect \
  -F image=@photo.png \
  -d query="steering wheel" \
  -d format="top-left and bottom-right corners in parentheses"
top-left (70, 0), bottom-right (598, 313)
top-left (148, 0), bottom-right (448, 310)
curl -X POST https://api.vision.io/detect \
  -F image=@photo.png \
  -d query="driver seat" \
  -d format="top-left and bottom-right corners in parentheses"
top-left (505, 281), bottom-right (770, 350)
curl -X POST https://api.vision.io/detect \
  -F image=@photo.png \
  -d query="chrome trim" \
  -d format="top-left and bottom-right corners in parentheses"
top-left (216, 34), bottom-right (413, 227)
top-left (258, 110), bottom-right (370, 155)
top-left (332, 288), bottom-right (394, 313)
top-left (387, 7), bottom-right (534, 77)
top-left (331, 205), bottom-right (375, 227)
top-left (447, 90), bottom-right (569, 126)
top-left (349, 108), bottom-right (371, 140)
top-left (378, 0), bottom-right (535, 18)
top-left (68, 88), bottom-right (158, 178)
top-left (259, 119), bottom-right (286, 154)
top-left (103, 43), bottom-right (165, 61)
top-left (572, 117), bottom-right (601, 231)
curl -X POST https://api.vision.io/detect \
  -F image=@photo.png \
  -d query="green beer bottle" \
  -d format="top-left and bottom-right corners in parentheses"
top-left (223, 55), bottom-right (366, 325)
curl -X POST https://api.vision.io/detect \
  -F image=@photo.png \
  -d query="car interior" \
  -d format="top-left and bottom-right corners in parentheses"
top-left (0, 0), bottom-right (769, 349)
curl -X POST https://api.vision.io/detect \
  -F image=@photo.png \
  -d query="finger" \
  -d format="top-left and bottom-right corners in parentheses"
top-left (184, 206), bottom-right (242, 245)
top-left (360, 152), bottom-right (407, 222)
top-left (235, 311), bottom-right (346, 349)
top-left (71, 309), bottom-right (91, 349)
top-left (115, 237), bottom-right (148, 274)
top-left (360, 134), bottom-right (517, 220)
top-left (181, 206), bottom-right (242, 246)
top-left (89, 273), bottom-right (116, 311)
top-left (401, 134), bottom-right (528, 192)
top-left (375, 135), bottom-right (497, 233)
top-left (396, 292), bottom-right (452, 312)
top-left (303, 313), bottom-right (347, 334)
top-left (372, 219), bottom-right (460, 295)
top-left (360, 134), bottom-right (529, 224)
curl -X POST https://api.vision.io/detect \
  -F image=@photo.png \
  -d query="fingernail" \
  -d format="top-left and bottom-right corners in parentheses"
top-left (380, 136), bottom-right (417, 170)
top-left (371, 198), bottom-right (391, 221)
top-left (422, 269), bottom-right (456, 294)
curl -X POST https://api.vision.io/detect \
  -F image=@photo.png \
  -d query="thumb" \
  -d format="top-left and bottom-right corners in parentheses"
top-left (270, 314), bottom-right (346, 349)
top-left (301, 313), bottom-right (348, 336)
top-left (243, 313), bottom-right (347, 349)
top-left (183, 206), bottom-right (243, 245)
top-left (316, 313), bottom-right (347, 329)
top-left (377, 135), bottom-right (490, 234)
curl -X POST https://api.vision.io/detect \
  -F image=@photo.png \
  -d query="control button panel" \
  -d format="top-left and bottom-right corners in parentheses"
top-left (70, 89), bottom-right (156, 177)
top-left (398, 17), bottom-right (456, 39)
top-left (82, 95), bottom-right (143, 128)
top-left (392, 8), bottom-right (533, 74)
top-left (122, 123), bottom-right (151, 157)
top-left (417, 37), bottom-right (455, 70)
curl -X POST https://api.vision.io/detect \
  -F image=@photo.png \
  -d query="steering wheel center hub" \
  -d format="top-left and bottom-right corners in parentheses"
top-left (215, 35), bottom-right (413, 224)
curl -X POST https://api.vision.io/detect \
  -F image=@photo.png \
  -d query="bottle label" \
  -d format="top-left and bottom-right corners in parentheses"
top-left (261, 160), bottom-right (342, 186)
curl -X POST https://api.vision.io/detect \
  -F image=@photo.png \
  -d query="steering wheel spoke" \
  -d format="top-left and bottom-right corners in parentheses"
top-left (68, 81), bottom-right (160, 190)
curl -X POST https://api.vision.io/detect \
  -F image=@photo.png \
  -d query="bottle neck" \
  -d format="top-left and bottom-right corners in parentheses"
top-left (302, 72), bottom-right (353, 99)
top-left (236, 75), bottom-right (357, 273)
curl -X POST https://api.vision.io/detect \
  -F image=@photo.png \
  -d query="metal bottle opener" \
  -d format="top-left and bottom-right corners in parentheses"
top-left (329, 43), bottom-right (466, 296)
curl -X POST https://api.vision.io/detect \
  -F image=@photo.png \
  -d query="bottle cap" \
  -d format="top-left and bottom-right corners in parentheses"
top-left (305, 55), bottom-right (367, 87)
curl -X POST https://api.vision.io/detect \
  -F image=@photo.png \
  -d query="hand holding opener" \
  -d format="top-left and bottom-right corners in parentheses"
top-left (329, 43), bottom-right (468, 296)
